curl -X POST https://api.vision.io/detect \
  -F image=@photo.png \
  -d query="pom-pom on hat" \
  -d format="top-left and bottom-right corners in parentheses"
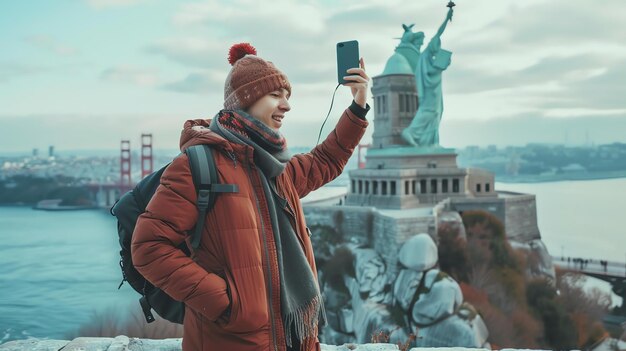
top-left (223, 43), bottom-right (291, 110)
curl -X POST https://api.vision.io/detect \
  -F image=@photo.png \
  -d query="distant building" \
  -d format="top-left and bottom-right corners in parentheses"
top-left (560, 163), bottom-right (586, 173)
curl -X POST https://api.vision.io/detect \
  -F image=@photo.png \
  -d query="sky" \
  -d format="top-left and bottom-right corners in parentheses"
top-left (1, 0), bottom-right (625, 154)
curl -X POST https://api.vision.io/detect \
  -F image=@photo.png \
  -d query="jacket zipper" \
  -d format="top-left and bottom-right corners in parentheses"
top-left (245, 147), bottom-right (279, 351)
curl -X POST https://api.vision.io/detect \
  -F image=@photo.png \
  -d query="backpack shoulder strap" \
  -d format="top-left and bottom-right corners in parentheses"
top-left (185, 145), bottom-right (239, 249)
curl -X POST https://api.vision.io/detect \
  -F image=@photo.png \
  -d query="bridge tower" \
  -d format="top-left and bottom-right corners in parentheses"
top-left (141, 133), bottom-right (153, 179)
top-left (120, 140), bottom-right (131, 186)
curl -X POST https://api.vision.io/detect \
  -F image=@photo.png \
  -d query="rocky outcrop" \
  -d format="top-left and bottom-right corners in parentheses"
top-left (509, 238), bottom-right (556, 282)
top-left (318, 233), bottom-right (490, 349)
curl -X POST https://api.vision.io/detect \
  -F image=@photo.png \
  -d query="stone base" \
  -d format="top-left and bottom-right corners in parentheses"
top-left (364, 147), bottom-right (459, 170)
top-left (0, 336), bottom-right (550, 351)
top-left (367, 146), bottom-right (457, 156)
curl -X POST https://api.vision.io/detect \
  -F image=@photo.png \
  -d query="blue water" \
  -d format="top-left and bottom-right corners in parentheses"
top-left (496, 177), bottom-right (626, 263)
top-left (0, 208), bottom-right (137, 343)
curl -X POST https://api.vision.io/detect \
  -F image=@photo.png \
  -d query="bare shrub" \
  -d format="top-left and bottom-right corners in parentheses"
top-left (558, 272), bottom-right (611, 321)
top-left (461, 282), bottom-right (541, 349)
top-left (370, 327), bottom-right (417, 351)
top-left (466, 262), bottom-right (495, 293)
top-left (469, 298), bottom-right (516, 348)
top-left (309, 224), bottom-right (344, 265)
top-left (332, 210), bottom-right (345, 232)
top-left (437, 221), bottom-right (469, 282)
top-left (509, 308), bottom-right (543, 349)
top-left (556, 272), bottom-right (611, 348)
top-left (68, 307), bottom-right (123, 338)
top-left (526, 278), bottom-right (578, 350)
top-left (322, 246), bottom-right (355, 294)
top-left (67, 303), bottom-right (183, 340)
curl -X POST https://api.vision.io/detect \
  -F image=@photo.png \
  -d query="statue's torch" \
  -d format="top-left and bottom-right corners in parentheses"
top-left (446, 1), bottom-right (455, 22)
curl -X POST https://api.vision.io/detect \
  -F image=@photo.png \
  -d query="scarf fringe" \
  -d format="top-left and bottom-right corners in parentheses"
top-left (284, 293), bottom-right (328, 349)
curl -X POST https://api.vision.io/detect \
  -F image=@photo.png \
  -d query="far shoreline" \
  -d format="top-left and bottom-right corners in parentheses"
top-left (495, 171), bottom-right (626, 184)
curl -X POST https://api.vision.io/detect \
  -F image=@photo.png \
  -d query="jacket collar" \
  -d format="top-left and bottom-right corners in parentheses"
top-left (209, 115), bottom-right (289, 178)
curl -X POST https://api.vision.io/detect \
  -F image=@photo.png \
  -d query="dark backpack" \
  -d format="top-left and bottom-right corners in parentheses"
top-left (110, 144), bottom-right (238, 324)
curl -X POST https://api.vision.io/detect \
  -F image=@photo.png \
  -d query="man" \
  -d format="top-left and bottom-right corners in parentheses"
top-left (132, 43), bottom-right (370, 351)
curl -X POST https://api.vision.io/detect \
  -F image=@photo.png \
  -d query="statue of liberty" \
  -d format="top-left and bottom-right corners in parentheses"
top-left (401, 5), bottom-right (454, 148)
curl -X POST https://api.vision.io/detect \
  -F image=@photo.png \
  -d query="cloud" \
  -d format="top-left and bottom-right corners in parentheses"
top-left (152, 0), bottom-right (332, 80)
top-left (453, 0), bottom-right (626, 58)
top-left (452, 53), bottom-right (626, 113)
top-left (154, 1), bottom-right (543, 90)
top-left (146, 38), bottom-right (225, 70)
top-left (161, 71), bottom-right (223, 94)
top-left (0, 63), bottom-right (48, 82)
top-left (447, 53), bottom-right (611, 94)
top-left (492, 0), bottom-right (626, 46)
top-left (100, 65), bottom-right (159, 87)
top-left (25, 36), bottom-right (77, 56)
top-left (85, 0), bottom-right (146, 9)
top-left (146, 36), bottom-right (338, 85)
top-left (6, 0), bottom-right (624, 134)
top-left (55, 1), bottom-right (626, 124)
top-left (536, 63), bottom-right (626, 110)
top-left (0, 113), bottom-right (183, 153)
top-left (442, 0), bottom-right (626, 115)
top-left (172, 0), bottom-right (326, 35)
top-left (439, 112), bottom-right (626, 149)
top-left (0, 61), bottom-right (88, 83)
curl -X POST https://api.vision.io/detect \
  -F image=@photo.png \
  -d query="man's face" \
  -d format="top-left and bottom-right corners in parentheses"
top-left (246, 88), bottom-right (291, 131)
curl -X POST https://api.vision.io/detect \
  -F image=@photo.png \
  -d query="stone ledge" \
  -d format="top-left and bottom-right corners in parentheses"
top-left (0, 336), bottom-right (544, 351)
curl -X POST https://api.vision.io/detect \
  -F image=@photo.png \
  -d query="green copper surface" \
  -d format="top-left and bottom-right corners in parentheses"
top-left (395, 7), bottom-right (454, 148)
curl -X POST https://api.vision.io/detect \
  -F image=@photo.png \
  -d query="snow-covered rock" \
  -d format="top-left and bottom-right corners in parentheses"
top-left (414, 314), bottom-right (484, 348)
top-left (509, 239), bottom-right (556, 282)
top-left (411, 270), bottom-right (462, 326)
top-left (353, 248), bottom-right (390, 303)
top-left (318, 235), bottom-right (489, 349)
top-left (398, 234), bottom-right (438, 272)
top-left (393, 269), bottom-right (423, 311)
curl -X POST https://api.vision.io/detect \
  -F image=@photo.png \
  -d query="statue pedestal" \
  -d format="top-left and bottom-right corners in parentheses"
top-left (365, 145), bottom-right (458, 170)
top-left (346, 145), bottom-right (467, 209)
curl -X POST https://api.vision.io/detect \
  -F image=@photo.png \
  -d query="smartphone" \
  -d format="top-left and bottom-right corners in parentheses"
top-left (337, 40), bottom-right (359, 84)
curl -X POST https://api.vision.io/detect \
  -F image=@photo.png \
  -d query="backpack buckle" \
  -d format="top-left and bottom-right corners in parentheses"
top-left (197, 189), bottom-right (211, 209)
top-left (140, 295), bottom-right (156, 323)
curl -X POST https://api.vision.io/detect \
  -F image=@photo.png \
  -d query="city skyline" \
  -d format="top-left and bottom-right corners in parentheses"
top-left (1, 0), bottom-right (625, 152)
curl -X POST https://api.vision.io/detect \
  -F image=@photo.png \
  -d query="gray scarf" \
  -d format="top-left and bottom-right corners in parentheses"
top-left (210, 111), bottom-right (327, 349)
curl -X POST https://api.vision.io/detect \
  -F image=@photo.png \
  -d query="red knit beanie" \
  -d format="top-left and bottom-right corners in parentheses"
top-left (223, 43), bottom-right (291, 110)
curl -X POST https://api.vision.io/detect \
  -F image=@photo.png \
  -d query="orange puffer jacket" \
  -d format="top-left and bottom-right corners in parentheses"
top-left (131, 108), bottom-right (368, 351)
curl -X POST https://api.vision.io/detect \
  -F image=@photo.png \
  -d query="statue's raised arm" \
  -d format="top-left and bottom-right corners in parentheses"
top-left (427, 8), bottom-right (453, 53)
